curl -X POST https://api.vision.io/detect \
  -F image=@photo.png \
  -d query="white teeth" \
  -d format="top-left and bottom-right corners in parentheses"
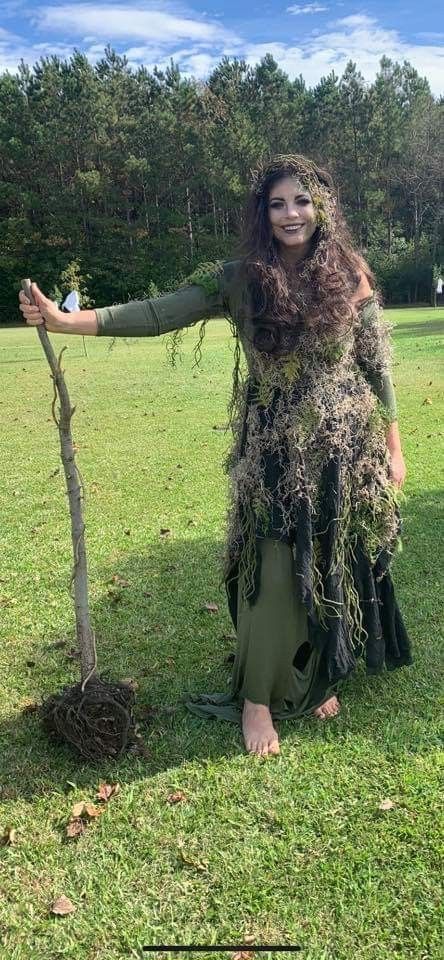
top-left (283, 225), bottom-right (302, 231)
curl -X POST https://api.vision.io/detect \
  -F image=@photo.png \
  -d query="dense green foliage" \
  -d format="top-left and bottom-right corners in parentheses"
top-left (0, 309), bottom-right (442, 957)
top-left (1, 48), bottom-right (443, 322)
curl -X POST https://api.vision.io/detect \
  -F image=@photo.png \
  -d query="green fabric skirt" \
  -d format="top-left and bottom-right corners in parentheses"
top-left (184, 537), bottom-right (339, 725)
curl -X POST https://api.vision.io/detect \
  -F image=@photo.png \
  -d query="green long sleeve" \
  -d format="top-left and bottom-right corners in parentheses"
top-left (354, 296), bottom-right (398, 422)
top-left (94, 260), bottom-right (243, 338)
top-left (95, 282), bottom-right (224, 337)
top-left (363, 369), bottom-right (397, 421)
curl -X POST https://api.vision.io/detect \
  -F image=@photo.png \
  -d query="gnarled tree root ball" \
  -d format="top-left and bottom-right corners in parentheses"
top-left (39, 676), bottom-right (137, 760)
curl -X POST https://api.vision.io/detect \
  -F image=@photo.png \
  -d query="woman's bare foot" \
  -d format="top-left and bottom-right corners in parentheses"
top-left (242, 698), bottom-right (280, 756)
top-left (313, 694), bottom-right (340, 720)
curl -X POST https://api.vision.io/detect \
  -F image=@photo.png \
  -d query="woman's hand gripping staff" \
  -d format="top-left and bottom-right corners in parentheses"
top-left (19, 281), bottom-right (98, 335)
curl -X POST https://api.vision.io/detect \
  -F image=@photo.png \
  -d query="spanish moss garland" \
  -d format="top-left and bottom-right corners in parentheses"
top-left (163, 262), bottom-right (402, 655)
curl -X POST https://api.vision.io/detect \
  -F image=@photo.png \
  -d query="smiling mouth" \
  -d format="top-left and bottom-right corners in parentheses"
top-left (282, 224), bottom-right (304, 232)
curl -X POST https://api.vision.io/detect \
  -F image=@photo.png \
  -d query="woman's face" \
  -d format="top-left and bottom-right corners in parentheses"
top-left (267, 175), bottom-right (317, 259)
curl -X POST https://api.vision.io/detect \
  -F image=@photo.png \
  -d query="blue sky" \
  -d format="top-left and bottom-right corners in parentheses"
top-left (1, 0), bottom-right (442, 94)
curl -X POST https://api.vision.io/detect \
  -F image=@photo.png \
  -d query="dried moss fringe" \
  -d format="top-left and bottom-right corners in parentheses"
top-left (163, 265), bottom-right (403, 654)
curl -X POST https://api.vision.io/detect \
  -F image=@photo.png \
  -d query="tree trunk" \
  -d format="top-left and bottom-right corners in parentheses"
top-left (211, 190), bottom-right (218, 238)
top-left (186, 185), bottom-right (194, 260)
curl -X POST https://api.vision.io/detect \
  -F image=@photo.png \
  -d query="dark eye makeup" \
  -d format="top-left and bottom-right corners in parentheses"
top-left (269, 197), bottom-right (311, 207)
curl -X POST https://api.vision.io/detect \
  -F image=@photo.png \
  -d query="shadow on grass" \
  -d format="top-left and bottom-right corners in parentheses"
top-left (394, 318), bottom-right (444, 336)
top-left (1, 487), bottom-right (442, 800)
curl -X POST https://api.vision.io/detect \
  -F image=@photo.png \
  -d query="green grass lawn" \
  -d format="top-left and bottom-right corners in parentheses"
top-left (0, 307), bottom-right (443, 960)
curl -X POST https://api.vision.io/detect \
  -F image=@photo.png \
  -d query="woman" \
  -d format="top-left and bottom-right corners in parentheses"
top-left (19, 154), bottom-right (412, 757)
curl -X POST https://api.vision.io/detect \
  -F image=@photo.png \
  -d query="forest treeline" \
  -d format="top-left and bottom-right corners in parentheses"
top-left (1, 47), bottom-right (443, 322)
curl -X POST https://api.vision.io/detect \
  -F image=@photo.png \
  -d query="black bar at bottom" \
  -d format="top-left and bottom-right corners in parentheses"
top-left (142, 947), bottom-right (302, 953)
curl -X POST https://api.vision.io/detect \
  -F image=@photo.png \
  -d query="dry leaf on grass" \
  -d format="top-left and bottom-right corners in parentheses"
top-left (1, 826), bottom-right (17, 846)
top-left (50, 895), bottom-right (76, 916)
top-left (203, 602), bottom-right (219, 613)
top-left (66, 795), bottom-right (107, 839)
top-left (66, 818), bottom-right (85, 839)
top-left (84, 803), bottom-right (102, 818)
top-left (96, 782), bottom-right (120, 803)
top-left (379, 798), bottom-right (396, 810)
top-left (166, 790), bottom-right (187, 804)
top-left (109, 574), bottom-right (130, 587)
top-left (21, 699), bottom-right (39, 715)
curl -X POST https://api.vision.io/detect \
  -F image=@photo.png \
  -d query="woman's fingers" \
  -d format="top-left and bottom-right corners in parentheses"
top-left (19, 302), bottom-right (45, 325)
top-left (18, 284), bottom-right (52, 325)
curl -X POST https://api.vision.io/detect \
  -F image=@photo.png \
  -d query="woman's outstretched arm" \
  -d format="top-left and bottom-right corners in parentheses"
top-left (18, 262), bottom-right (235, 338)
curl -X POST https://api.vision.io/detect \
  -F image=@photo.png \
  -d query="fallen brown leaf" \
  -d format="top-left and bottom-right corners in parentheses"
top-left (110, 574), bottom-right (130, 587)
top-left (203, 602), bottom-right (219, 613)
top-left (96, 782), bottom-right (120, 803)
top-left (71, 801), bottom-right (86, 819)
top-left (21, 699), bottom-right (39, 714)
top-left (422, 397), bottom-right (433, 405)
top-left (84, 803), bottom-right (103, 819)
top-left (66, 818), bottom-right (85, 839)
top-left (167, 790), bottom-right (187, 804)
top-left (50, 895), bottom-right (76, 916)
top-left (379, 798), bottom-right (396, 810)
top-left (1, 826), bottom-right (17, 846)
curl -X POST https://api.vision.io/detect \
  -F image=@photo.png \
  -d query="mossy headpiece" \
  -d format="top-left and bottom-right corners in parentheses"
top-left (250, 153), bottom-right (337, 236)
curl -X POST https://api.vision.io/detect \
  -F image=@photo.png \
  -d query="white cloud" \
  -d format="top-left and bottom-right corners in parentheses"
top-left (0, 7), bottom-right (442, 95)
top-left (33, 3), bottom-right (235, 44)
top-left (287, 4), bottom-right (327, 14)
top-left (245, 14), bottom-right (443, 94)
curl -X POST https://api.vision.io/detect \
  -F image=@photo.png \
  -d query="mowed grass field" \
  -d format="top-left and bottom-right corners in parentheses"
top-left (0, 306), bottom-right (443, 960)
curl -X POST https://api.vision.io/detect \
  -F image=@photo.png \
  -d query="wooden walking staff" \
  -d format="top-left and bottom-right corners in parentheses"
top-left (21, 279), bottom-right (137, 760)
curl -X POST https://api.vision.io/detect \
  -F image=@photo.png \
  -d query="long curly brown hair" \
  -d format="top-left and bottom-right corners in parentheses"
top-left (235, 154), bottom-right (376, 357)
